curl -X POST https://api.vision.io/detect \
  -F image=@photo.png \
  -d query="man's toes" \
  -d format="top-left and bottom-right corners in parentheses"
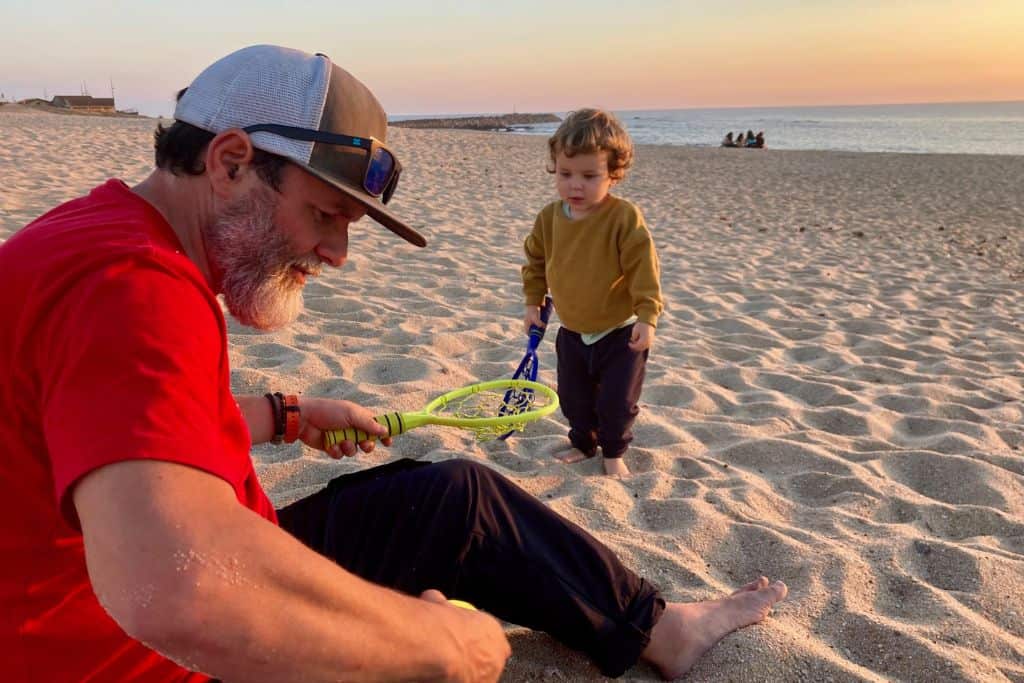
top-left (766, 580), bottom-right (788, 602)
top-left (732, 576), bottom-right (770, 595)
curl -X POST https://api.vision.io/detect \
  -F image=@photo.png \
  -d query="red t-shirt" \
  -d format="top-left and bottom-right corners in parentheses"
top-left (0, 180), bottom-right (277, 681)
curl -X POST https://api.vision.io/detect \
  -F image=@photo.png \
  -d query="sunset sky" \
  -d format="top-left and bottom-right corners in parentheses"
top-left (1, 0), bottom-right (1021, 116)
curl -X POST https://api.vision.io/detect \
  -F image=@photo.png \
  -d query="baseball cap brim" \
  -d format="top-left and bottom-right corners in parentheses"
top-left (297, 160), bottom-right (426, 248)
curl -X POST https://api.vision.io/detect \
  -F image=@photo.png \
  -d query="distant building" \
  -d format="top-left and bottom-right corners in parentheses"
top-left (51, 95), bottom-right (116, 113)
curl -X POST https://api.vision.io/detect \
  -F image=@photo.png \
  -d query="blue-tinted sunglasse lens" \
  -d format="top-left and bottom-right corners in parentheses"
top-left (381, 170), bottom-right (400, 204)
top-left (365, 147), bottom-right (396, 196)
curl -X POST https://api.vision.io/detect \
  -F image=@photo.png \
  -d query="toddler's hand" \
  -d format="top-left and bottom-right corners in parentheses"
top-left (628, 322), bottom-right (655, 352)
top-left (523, 305), bottom-right (545, 335)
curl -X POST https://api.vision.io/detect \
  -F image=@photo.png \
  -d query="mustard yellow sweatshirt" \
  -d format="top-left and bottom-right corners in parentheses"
top-left (522, 196), bottom-right (663, 334)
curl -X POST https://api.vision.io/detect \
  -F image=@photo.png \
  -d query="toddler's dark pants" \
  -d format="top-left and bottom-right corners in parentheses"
top-left (556, 324), bottom-right (649, 459)
top-left (277, 457), bottom-right (665, 678)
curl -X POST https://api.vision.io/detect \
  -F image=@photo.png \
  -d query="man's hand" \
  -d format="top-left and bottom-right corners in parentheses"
top-left (523, 305), bottom-right (545, 335)
top-left (628, 322), bottom-right (655, 352)
top-left (420, 589), bottom-right (511, 683)
top-left (297, 397), bottom-right (393, 458)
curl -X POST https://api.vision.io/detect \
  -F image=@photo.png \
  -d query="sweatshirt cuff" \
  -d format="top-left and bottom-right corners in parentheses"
top-left (636, 309), bottom-right (659, 328)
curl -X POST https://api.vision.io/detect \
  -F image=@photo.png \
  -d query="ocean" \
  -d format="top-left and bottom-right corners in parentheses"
top-left (392, 101), bottom-right (1024, 156)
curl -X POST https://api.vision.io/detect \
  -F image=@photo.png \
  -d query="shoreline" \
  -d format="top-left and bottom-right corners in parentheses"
top-left (8, 103), bottom-right (1020, 157)
top-left (385, 102), bottom-right (1024, 157)
top-left (385, 120), bottom-right (1024, 158)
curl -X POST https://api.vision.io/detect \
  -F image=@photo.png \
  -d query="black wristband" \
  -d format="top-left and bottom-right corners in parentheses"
top-left (265, 392), bottom-right (286, 444)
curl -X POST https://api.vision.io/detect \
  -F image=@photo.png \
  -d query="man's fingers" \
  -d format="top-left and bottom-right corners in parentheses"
top-left (420, 588), bottom-right (448, 604)
top-left (327, 441), bottom-right (357, 458)
top-left (350, 413), bottom-right (388, 439)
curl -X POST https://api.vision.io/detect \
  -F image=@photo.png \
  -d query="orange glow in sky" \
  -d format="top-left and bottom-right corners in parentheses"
top-left (0, 0), bottom-right (1021, 115)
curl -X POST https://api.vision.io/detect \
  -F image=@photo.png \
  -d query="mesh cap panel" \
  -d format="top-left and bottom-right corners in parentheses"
top-left (174, 45), bottom-right (329, 164)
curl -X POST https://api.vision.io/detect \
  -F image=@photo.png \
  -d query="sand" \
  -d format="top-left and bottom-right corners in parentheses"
top-left (2, 109), bottom-right (1023, 682)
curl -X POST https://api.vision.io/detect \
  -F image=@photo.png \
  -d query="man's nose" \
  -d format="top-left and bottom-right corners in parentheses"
top-left (316, 221), bottom-right (349, 268)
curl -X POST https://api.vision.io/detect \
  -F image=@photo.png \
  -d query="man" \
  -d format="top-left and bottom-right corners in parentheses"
top-left (0, 45), bottom-right (786, 682)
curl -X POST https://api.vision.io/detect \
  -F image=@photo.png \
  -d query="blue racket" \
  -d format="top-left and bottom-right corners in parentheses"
top-left (498, 295), bottom-right (554, 440)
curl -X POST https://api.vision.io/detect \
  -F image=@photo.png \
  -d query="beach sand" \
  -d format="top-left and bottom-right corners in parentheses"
top-left (2, 109), bottom-right (1023, 682)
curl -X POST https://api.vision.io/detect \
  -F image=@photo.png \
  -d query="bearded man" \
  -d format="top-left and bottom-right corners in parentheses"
top-left (0, 45), bottom-right (785, 682)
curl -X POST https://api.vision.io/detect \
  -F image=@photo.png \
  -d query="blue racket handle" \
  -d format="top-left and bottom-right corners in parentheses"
top-left (528, 296), bottom-right (554, 343)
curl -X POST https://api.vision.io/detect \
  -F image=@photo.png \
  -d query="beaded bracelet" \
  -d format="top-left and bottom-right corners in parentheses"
top-left (265, 392), bottom-right (286, 444)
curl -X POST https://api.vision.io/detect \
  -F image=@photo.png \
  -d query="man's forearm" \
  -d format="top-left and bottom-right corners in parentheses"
top-left (77, 460), bottom-right (501, 682)
top-left (235, 394), bottom-right (275, 444)
top-left (154, 504), bottom-right (468, 681)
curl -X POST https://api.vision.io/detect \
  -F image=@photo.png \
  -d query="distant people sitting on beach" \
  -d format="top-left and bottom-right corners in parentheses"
top-left (721, 130), bottom-right (765, 149)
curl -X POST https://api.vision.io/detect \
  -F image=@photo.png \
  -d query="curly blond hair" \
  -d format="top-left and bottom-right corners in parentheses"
top-left (547, 108), bottom-right (634, 180)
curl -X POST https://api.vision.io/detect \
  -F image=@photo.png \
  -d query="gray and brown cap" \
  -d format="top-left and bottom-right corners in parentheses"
top-left (174, 44), bottom-right (425, 247)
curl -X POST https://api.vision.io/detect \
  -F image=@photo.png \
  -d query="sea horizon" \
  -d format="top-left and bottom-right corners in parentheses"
top-left (390, 100), bottom-right (1024, 156)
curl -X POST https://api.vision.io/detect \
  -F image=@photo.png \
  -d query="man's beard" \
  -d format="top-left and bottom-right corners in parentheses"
top-left (203, 187), bottom-right (321, 330)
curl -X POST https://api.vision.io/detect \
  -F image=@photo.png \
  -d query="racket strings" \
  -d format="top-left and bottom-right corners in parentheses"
top-left (445, 385), bottom-right (551, 440)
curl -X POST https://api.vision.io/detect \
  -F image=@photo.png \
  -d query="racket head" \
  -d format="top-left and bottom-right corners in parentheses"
top-left (497, 352), bottom-right (540, 440)
top-left (423, 379), bottom-right (558, 440)
top-left (500, 297), bottom-right (554, 440)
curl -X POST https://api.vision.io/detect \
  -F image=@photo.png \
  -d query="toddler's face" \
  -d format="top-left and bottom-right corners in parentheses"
top-left (554, 150), bottom-right (616, 219)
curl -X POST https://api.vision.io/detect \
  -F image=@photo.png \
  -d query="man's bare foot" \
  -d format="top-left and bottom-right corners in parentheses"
top-left (641, 577), bottom-right (788, 680)
top-left (553, 444), bottom-right (589, 464)
top-left (602, 457), bottom-right (630, 477)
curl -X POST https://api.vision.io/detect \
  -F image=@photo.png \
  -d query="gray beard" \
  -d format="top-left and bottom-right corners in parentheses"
top-left (203, 188), bottom-right (319, 330)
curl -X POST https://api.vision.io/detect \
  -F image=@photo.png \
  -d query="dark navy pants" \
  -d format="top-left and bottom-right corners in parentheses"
top-left (556, 324), bottom-right (649, 459)
top-left (277, 458), bottom-right (664, 678)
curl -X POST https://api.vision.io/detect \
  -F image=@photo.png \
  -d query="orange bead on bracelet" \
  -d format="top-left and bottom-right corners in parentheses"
top-left (283, 394), bottom-right (301, 443)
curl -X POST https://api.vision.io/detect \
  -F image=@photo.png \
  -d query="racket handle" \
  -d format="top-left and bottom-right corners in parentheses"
top-left (540, 295), bottom-right (554, 324)
top-left (528, 295), bottom-right (555, 340)
top-left (323, 412), bottom-right (404, 448)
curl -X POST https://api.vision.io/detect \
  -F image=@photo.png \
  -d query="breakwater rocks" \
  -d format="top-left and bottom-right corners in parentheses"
top-left (390, 113), bottom-right (560, 132)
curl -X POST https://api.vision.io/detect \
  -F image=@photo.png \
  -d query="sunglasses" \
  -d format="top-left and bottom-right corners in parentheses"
top-left (242, 123), bottom-right (402, 204)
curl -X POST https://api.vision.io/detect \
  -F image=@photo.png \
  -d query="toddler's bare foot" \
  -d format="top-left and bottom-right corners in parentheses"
top-left (641, 577), bottom-right (788, 680)
top-left (602, 457), bottom-right (630, 477)
top-left (553, 444), bottom-right (589, 464)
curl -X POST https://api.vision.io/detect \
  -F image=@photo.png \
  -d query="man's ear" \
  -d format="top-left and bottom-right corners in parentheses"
top-left (206, 129), bottom-right (256, 198)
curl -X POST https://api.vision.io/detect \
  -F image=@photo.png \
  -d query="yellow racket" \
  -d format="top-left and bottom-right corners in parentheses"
top-left (323, 379), bottom-right (559, 446)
